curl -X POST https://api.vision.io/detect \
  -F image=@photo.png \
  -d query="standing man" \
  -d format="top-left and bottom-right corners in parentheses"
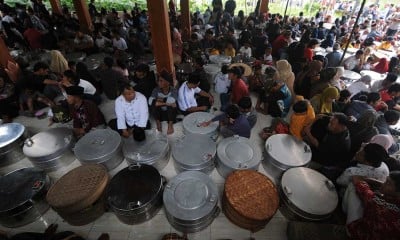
top-left (113, 84), bottom-right (149, 141)
top-left (386, 6), bottom-right (400, 37)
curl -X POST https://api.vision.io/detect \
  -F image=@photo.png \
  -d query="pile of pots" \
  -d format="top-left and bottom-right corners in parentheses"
top-left (74, 129), bottom-right (124, 171)
top-left (0, 123), bottom-right (27, 167)
top-left (23, 128), bottom-right (75, 172)
top-left (0, 167), bottom-right (50, 228)
top-left (123, 130), bottom-right (170, 171)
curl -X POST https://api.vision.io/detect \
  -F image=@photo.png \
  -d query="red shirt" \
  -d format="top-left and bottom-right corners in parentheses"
top-left (272, 35), bottom-right (289, 57)
top-left (304, 47), bottom-right (314, 62)
top-left (347, 181), bottom-right (400, 240)
top-left (23, 28), bottom-right (43, 49)
top-left (231, 79), bottom-right (249, 104)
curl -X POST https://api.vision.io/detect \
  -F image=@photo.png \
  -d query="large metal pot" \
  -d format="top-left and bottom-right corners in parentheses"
top-left (0, 167), bottom-right (50, 228)
top-left (262, 134), bottom-right (312, 180)
top-left (123, 130), bottom-right (169, 171)
top-left (182, 112), bottom-right (219, 141)
top-left (74, 129), bottom-right (124, 171)
top-left (163, 171), bottom-right (220, 233)
top-left (172, 134), bottom-right (216, 174)
top-left (106, 164), bottom-right (164, 225)
top-left (279, 167), bottom-right (338, 221)
top-left (0, 123), bottom-right (27, 167)
top-left (216, 136), bottom-right (261, 178)
top-left (23, 128), bottom-right (75, 172)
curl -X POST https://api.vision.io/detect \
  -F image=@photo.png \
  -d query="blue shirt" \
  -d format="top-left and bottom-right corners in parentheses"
top-left (212, 114), bottom-right (251, 138)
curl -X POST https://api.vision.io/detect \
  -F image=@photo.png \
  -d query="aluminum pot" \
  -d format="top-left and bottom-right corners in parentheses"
top-left (262, 134), bottom-right (312, 180)
top-left (0, 123), bottom-right (27, 167)
top-left (163, 171), bottom-right (220, 233)
top-left (172, 133), bottom-right (216, 174)
top-left (23, 128), bottom-right (75, 172)
top-left (216, 136), bottom-right (261, 178)
top-left (74, 129), bottom-right (124, 171)
top-left (182, 112), bottom-right (219, 141)
top-left (279, 167), bottom-right (338, 221)
top-left (106, 164), bottom-right (164, 225)
top-left (123, 130), bottom-right (170, 171)
top-left (0, 167), bottom-right (50, 228)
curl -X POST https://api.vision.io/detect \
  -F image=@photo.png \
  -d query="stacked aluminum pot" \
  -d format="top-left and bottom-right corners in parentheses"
top-left (279, 167), bottom-right (338, 221)
top-left (172, 134), bottom-right (216, 174)
top-left (182, 112), bottom-right (219, 141)
top-left (263, 134), bottom-right (312, 180)
top-left (216, 136), bottom-right (261, 178)
top-left (106, 164), bottom-right (164, 225)
top-left (0, 123), bottom-right (27, 167)
top-left (46, 164), bottom-right (109, 226)
top-left (0, 167), bottom-right (50, 228)
top-left (123, 130), bottom-right (170, 171)
top-left (74, 129), bottom-right (124, 171)
top-left (23, 128), bottom-right (75, 172)
top-left (163, 171), bottom-right (220, 233)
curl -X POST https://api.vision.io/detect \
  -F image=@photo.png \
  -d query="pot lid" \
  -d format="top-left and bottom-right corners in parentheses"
top-left (123, 130), bottom-right (169, 163)
top-left (281, 167), bottom-right (338, 216)
top-left (74, 129), bottom-right (121, 161)
top-left (172, 134), bottom-right (216, 167)
top-left (217, 136), bottom-right (261, 169)
top-left (265, 134), bottom-right (312, 168)
top-left (163, 171), bottom-right (218, 221)
top-left (46, 164), bottom-right (108, 210)
top-left (0, 168), bottom-right (47, 212)
top-left (106, 164), bottom-right (162, 211)
top-left (182, 112), bottom-right (218, 136)
top-left (23, 128), bottom-right (73, 158)
top-left (0, 123), bottom-right (25, 148)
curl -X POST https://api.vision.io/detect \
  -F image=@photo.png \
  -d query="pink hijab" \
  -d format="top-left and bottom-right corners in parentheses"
top-left (369, 134), bottom-right (394, 152)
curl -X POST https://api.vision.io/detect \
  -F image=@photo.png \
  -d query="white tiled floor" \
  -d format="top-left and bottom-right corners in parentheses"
top-left (0, 92), bottom-right (289, 240)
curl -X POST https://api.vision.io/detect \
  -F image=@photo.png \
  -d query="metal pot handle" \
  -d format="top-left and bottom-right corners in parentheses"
top-left (32, 180), bottom-right (44, 191)
top-left (283, 186), bottom-right (292, 195)
top-left (24, 138), bottom-right (34, 147)
top-left (212, 206), bottom-right (221, 218)
top-left (238, 163), bottom-right (248, 169)
top-left (161, 175), bottom-right (167, 186)
top-left (266, 143), bottom-right (271, 152)
top-left (202, 153), bottom-right (213, 162)
top-left (128, 201), bottom-right (141, 210)
top-left (128, 163), bottom-right (141, 171)
top-left (325, 180), bottom-right (335, 191)
top-left (304, 145), bottom-right (311, 153)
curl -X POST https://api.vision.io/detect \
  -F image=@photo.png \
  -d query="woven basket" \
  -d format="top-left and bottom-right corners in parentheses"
top-left (46, 164), bottom-right (109, 215)
top-left (222, 170), bottom-right (279, 232)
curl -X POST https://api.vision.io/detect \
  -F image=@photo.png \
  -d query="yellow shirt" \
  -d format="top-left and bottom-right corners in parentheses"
top-left (224, 48), bottom-right (236, 58)
top-left (290, 104), bottom-right (315, 140)
top-left (378, 41), bottom-right (392, 50)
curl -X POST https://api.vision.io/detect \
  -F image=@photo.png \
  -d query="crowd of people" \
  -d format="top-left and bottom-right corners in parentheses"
top-left (1, 0), bottom-right (400, 239)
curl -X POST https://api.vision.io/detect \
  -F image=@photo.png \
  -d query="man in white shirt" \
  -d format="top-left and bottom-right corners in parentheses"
top-left (343, 50), bottom-right (364, 72)
top-left (62, 70), bottom-right (101, 105)
top-left (178, 74), bottom-right (213, 115)
top-left (112, 30), bottom-right (128, 51)
top-left (386, 6), bottom-right (400, 37)
top-left (114, 84), bottom-right (149, 141)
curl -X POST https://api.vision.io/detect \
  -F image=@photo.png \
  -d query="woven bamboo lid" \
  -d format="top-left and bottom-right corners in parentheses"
top-left (46, 164), bottom-right (109, 213)
top-left (224, 170), bottom-right (279, 221)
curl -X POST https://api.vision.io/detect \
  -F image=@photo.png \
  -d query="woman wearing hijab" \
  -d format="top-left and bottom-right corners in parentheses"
top-left (276, 60), bottom-right (295, 102)
top-left (49, 50), bottom-right (69, 76)
top-left (310, 86), bottom-right (339, 114)
top-left (373, 58), bottom-right (389, 74)
top-left (310, 67), bottom-right (338, 98)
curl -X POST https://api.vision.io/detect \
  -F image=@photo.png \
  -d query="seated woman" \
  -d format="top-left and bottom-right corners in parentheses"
top-left (264, 79), bottom-right (292, 118)
top-left (200, 104), bottom-right (251, 138)
top-left (310, 86), bottom-right (339, 115)
top-left (346, 172), bottom-right (400, 239)
top-left (148, 70), bottom-right (178, 135)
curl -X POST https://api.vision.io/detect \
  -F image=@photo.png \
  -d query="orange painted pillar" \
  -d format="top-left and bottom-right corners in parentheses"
top-left (49, 0), bottom-right (63, 15)
top-left (260, 0), bottom-right (269, 15)
top-left (0, 37), bottom-right (13, 68)
top-left (180, 0), bottom-right (191, 41)
top-left (147, 0), bottom-right (174, 76)
top-left (72, 0), bottom-right (93, 33)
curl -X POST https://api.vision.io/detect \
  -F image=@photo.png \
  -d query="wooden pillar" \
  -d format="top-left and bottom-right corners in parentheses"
top-left (49, 0), bottom-right (63, 15)
top-left (0, 37), bottom-right (13, 68)
top-left (147, 0), bottom-right (174, 76)
top-left (260, 0), bottom-right (269, 15)
top-left (180, 0), bottom-right (191, 41)
top-left (72, 0), bottom-right (92, 34)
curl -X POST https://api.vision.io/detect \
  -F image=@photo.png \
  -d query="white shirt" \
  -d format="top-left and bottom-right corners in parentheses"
top-left (347, 81), bottom-right (370, 98)
top-left (115, 92), bottom-right (149, 129)
top-left (178, 82), bottom-right (201, 111)
top-left (336, 162), bottom-right (389, 187)
top-left (370, 79), bottom-right (384, 92)
top-left (112, 37), bottom-right (128, 51)
top-left (95, 36), bottom-right (110, 49)
top-left (78, 79), bottom-right (97, 95)
top-left (239, 46), bottom-right (252, 57)
top-left (214, 72), bottom-right (230, 94)
top-left (343, 56), bottom-right (360, 70)
top-left (388, 12), bottom-right (400, 30)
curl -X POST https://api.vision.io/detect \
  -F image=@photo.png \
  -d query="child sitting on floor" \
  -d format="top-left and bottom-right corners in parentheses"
top-left (289, 96), bottom-right (315, 140)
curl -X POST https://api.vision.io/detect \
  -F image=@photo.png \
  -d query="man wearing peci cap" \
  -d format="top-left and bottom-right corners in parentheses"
top-left (148, 70), bottom-right (178, 134)
top-left (65, 86), bottom-right (105, 138)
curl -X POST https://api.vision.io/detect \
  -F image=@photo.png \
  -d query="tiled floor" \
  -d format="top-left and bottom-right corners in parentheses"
top-left (0, 91), bottom-right (290, 240)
